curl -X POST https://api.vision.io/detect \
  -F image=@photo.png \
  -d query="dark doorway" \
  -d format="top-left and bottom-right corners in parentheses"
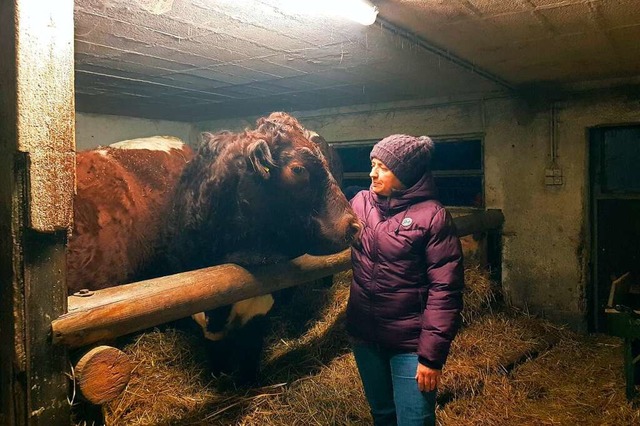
top-left (589, 125), bottom-right (640, 332)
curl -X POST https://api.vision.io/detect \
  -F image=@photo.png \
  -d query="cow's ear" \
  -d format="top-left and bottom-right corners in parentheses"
top-left (247, 139), bottom-right (275, 179)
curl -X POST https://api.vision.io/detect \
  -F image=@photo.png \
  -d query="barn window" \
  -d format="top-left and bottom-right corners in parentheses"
top-left (334, 137), bottom-right (484, 207)
top-left (600, 126), bottom-right (640, 193)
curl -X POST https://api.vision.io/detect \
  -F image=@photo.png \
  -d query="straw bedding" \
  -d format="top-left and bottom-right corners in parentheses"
top-left (439, 333), bottom-right (639, 425)
top-left (71, 264), bottom-right (638, 426)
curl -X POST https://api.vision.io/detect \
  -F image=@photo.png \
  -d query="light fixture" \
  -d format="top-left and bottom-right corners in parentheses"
top-left (274, 0), bottom-right (379, 26)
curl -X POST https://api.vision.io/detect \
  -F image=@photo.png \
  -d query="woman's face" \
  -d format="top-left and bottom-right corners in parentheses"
top-left (370, 158), bottom-right (405, 197)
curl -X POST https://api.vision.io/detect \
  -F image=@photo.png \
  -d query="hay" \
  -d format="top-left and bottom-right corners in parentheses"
top-left (240, 353), bottom-right (370, 426)
top-left (264, 271), bottom-right (352, 376)
top-left (460, 262), bottom-right (498, 324)
top-left (102, 329), bottom-right (217, 426)
top-left (87, 265), bottom-right (639, 426)
top-left (100, 272), bottom-right (356, 426)
top-left (439, 333), bottom-right (640, 426)
top-left (439, 312), bottom-right (564, 402)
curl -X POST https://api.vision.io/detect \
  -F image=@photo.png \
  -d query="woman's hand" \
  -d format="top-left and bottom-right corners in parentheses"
top-left (415, 363), bottom-right (441, 392)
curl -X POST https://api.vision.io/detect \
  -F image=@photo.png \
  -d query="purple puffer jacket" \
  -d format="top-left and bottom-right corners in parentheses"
top-left (347, 173), bottom-right (464, 369)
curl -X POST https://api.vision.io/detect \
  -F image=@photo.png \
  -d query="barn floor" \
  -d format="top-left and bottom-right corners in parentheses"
top-left (74, 270), bottom-right (640, 426)
top-left (439, 331), bottom-right (638, 425)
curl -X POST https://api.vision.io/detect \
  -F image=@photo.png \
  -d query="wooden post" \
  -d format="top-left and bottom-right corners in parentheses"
top-left (483, 209), bottom-right (504, 285)
top-left (0, 0), bottom-right (75, 424)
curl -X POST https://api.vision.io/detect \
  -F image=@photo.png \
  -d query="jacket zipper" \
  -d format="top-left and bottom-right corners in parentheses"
top-left (369, 199), bottom-right (389, 343)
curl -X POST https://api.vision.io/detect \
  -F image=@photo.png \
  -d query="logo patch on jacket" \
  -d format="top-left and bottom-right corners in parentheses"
top-left (401, 217), bottom-right (413, 227)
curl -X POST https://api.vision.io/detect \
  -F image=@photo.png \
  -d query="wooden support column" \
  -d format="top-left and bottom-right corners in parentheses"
top-left (0, 0), bottom-right (75, 425)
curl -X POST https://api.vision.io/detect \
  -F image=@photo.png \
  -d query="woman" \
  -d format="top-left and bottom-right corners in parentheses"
top-left (347, 134), bottom-right (464, 426)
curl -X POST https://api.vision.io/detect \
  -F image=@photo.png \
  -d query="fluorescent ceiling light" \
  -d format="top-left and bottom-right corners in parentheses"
top-left (274, 0), bottom-right (379, 25)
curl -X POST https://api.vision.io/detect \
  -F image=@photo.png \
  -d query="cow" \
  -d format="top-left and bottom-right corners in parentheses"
top-left (68, 136), bottom-right (194, 294)
top-left (67, 113), bottom-right (361, 385)
top-left (165, 113), bottom-right (360, 383)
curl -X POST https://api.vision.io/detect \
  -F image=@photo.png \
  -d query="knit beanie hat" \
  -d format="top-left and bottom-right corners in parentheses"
top-left (370, 134), bottom-right (435, 187)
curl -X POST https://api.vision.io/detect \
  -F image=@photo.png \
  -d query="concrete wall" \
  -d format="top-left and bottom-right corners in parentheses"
top-left (76, 112), bottom-right (196, 150)
top-left (484, 95), bottom-right (640, 330)
top-left (196, 95), bottom-right (640, 331)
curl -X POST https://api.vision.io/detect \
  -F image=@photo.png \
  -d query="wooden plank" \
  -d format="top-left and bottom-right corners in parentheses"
top-left (454, 209), bottom-right (504, 237)
top-left (15, 0), bottom-right (75, 232)
top-left (608, 272), bottom-right (632, 308)
top-left (0, 3), bottom-right (23, 423)
top-left (623, 338), bottom-right (638, 401)
top-left (0, 0), bottom-right (74, 424)
top-left (0, 154), bottom-right (28, 425)
top-left (23, 230), bottom-right (69, 424)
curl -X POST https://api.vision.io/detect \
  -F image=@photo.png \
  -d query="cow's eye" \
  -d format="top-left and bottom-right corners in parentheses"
top-left (291, 166), bottom-right (306, 175)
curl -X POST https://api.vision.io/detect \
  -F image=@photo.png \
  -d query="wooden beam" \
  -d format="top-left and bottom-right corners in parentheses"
top-left (454, 209), bottom-right (504, 237)
top-left (607, 272), bottom-right (633, 309)
top-left (51, 210), bottom-right (504, 349)
top-left (0, 0), bottom-right (74, 424)
top-left (53, 250), bottom-right (352, 348)
top-left (74, 346), bottom-right (132, 405)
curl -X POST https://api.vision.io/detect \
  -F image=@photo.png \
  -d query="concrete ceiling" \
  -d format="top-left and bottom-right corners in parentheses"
top-left (74, 0), bottom-right (640, 121)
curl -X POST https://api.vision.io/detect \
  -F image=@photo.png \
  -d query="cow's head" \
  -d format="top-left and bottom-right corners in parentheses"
top-left (170, 113), bottom-right (361, 269)
top-left (242, 113), bottom-right (360, 258)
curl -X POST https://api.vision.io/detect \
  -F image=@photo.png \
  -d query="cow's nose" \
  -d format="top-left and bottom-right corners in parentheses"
top-left (346, 218), bottom-right (362, 244)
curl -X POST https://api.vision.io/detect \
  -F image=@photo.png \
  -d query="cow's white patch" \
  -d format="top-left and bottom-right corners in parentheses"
top-left (192, 311), bottom-right (226, 341)
top-left (96, 149), bottom-right (108, 156)
top-left (110, 136), bottom-right (185, 153)
top-left (193, 311), bottom-right (207, 329)
top-left (229, 295), bottom-right (275, 327)
top-left (192, 294), bottom-right (275, 342)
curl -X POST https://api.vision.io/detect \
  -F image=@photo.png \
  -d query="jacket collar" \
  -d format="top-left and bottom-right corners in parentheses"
top-left (370, 172), bottom-right (438, 213)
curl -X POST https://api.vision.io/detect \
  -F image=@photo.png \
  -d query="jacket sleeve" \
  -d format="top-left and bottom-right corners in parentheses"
top-left (418, 207), bottom-right (464, 369)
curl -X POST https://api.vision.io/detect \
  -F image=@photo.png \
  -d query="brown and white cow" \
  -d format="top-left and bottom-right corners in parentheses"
top-left (67, 113), bottom-right (360, 384)
top-left (68, 136), bottom-right (194, 294)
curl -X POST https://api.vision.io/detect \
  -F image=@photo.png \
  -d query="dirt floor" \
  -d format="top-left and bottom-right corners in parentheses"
top-left (72, 269), bottom-right (640, 426)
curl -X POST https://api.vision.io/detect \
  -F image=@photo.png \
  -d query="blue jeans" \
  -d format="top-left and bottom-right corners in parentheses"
top-left (353, 343), bottom-right (436, 426)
